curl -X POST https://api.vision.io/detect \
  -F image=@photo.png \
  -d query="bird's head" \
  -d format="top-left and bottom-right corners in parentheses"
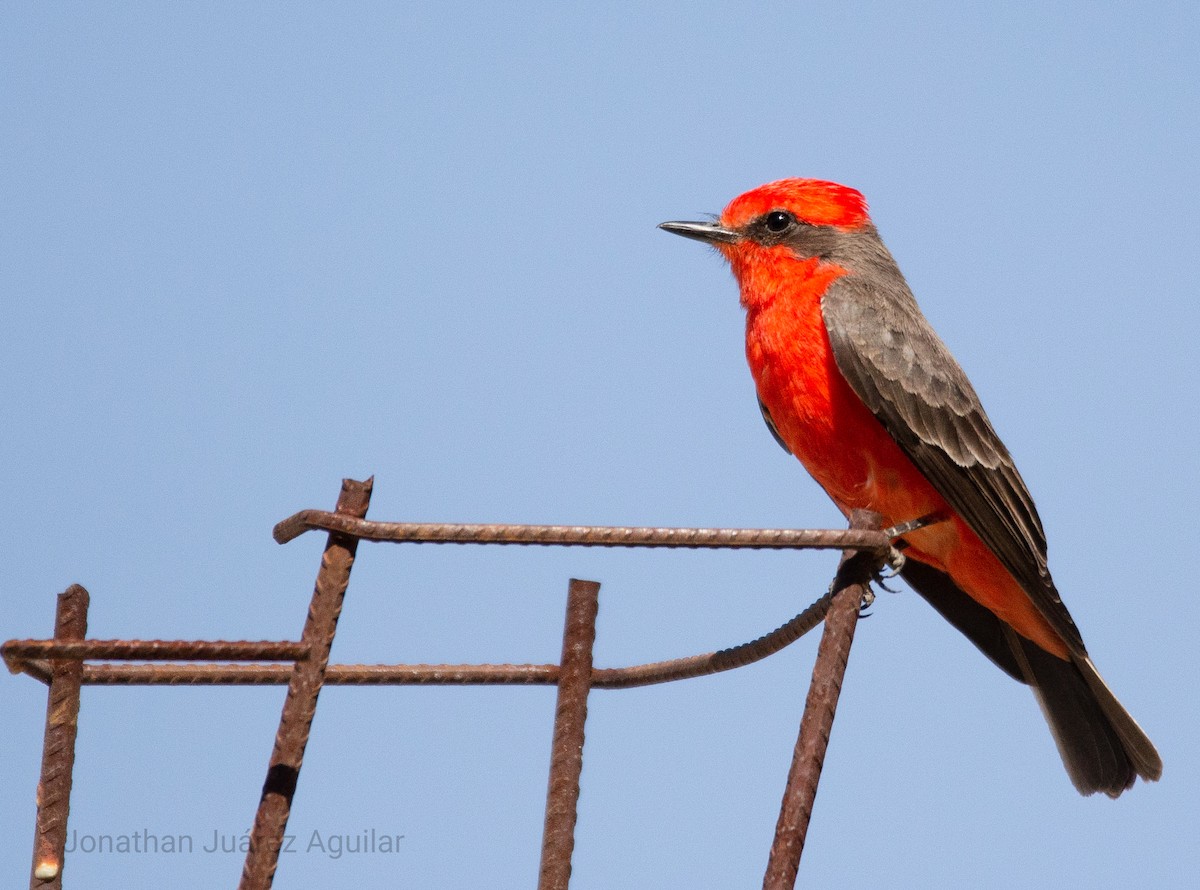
top-left (660, 178), bottom-right (878, 307)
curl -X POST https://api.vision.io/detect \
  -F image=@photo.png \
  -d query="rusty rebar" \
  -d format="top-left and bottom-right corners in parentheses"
top-left (70, 661), bottom-right (557, 685)
top-left (28, 585), bottom-right (89, 890)
top-left (538, 578), bottom-right (600, 890)
top-left (592, 586), bottom-right (837, 689)
top-left (763, 510), bottom-right (881, 889)
top-left (239, 477), bottom-right (373, 890)
top-left (273, 512), bottom-right (891, 554)
top-left (15, 658), bottom-right (53, 685)
top-left (48, 587), bottom-right (837, 690)
top-left (3, 501), bottom-right (924, 887)
top-left (2, 639), bottom-right (307, 672)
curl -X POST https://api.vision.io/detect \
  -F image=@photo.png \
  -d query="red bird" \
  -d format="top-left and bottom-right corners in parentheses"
top-left (661, 178), bottom-right (1161, 796)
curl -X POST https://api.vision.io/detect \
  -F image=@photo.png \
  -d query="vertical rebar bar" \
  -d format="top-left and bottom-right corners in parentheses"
top-left (537, 578), bottom-right (600, 890)
top-left (238, 477), bottom-right (373, 890)
top-left (763, 510), bottom-right (880, 889)
top-left (28, 585), bottom-right (89, 889)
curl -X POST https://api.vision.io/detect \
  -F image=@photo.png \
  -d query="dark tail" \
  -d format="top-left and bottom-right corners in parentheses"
top-left (900, 559), bottom-right (1161, 796)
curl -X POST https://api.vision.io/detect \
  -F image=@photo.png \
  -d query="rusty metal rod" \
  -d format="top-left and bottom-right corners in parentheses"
top-left (51, 588), bottom-right (837, 689)
top-left (15, 658), bottom-right (53, 685)
top-left (591, 587), bottom-right (837, 689)
top-left (28, 585), bottom-right (89, 890)
top-left (273, 512), bottom-right (891, 553)
top-left (239, 477), bottom-right (373, 890)
top-left (73, 662), bottom-right (559, 685)
top-left (763, 510), bottom-right (881, 889)
top-left (3, 639), bottom-right (308, 670)
top-left (538, 579), bottom-right (600, 890)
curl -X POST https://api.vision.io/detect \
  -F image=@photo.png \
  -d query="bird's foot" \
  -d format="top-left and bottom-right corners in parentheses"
top-left (871, 546), bottom-right (906, 593)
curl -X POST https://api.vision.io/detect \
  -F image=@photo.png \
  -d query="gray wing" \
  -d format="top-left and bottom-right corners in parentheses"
top-left (820, 273), bottom-right (1085, 655)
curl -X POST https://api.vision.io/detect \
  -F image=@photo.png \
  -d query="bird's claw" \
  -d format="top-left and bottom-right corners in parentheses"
top-left (870, 546), bottom-right (906, 592)
top-left (840, 546), bottom-right (902, 618)
top-left (858, 587), bottom-right (876, 617)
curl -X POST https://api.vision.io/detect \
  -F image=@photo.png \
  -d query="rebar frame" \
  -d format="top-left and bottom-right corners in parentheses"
top-left (4, 477), bottom-right (896, 889)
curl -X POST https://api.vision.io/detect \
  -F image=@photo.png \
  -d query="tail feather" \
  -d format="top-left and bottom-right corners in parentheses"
top-left (1003, 626), bottom-right (1160, 797)
top-left (901, 559), bottom-right (1161, 796)
top-left (1071, 651), bottom-right (1163, 785)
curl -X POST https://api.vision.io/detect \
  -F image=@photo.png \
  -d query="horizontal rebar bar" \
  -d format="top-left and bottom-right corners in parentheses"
top-left (2, 640), bottom-right (308, 675)
top-left (6, 517), bottom-right (911, 684)
top-left (73, 662), bottom-right (557, 685)
top-left (17, 586), bottom-right (836, 690)
top-left (273, 512), bottom-right (893, 553)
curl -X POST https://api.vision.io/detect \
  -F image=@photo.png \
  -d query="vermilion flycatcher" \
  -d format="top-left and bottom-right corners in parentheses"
top-left (661, 178), bottom-right (1160, 796)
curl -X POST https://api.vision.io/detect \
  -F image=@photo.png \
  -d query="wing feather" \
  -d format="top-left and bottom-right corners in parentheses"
top-left (821, 272), bottom-right (1084, 654)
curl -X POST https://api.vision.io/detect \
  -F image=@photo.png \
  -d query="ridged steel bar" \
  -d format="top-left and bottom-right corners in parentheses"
top-left (62, 588), bottom-right (836, 690)
top-left (538, 579), bottom-right (600, 890)
top-left (763, 510), bottom-right (881, 889)
top-left (239, 477), bottom-right (373, 890)
top-left (28, 585), bottom-right (89, 890)
top-left (273, 512), bottom-right (891, 554)
top-left (15, 658), bottom-right (53, 686)
top-left (591, 588), bottom-right (837, 689)
top-left (3, 639), bottom-right (307, 665)
top-left (74, 662), bottom-right (559, 685)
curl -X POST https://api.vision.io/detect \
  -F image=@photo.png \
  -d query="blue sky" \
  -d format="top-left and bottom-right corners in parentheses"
top-left (2, 3), bottom-right (1197, 887)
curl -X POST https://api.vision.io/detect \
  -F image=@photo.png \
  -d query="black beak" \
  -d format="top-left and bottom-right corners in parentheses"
top-left (658, 220), bottom-right (740, 245)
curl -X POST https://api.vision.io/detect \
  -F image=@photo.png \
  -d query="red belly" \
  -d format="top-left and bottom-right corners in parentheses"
top-left (745, 290), bottom-right (1068, 659)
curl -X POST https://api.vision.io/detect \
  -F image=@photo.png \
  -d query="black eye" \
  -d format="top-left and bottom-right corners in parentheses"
top-left (765, 210), bottom-right (794, 233)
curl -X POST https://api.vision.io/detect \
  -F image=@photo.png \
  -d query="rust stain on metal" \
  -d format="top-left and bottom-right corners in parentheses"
top-left (538, 578), bottom-right (600, 890)
top-left (239, 477), bottom-right (373, 890)
top-left (28, 585), bottom-right (89, 890)
top-left (763, 510), bottom-right (882, 890)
